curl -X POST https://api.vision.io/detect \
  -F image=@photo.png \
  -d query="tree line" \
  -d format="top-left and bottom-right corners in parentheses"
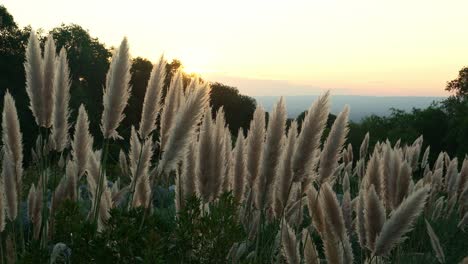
top-left (1, 5), bottom-right (468, 166)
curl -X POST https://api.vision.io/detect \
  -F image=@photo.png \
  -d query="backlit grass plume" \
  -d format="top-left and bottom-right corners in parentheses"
top-left (138, 55), bottom-right (166, 139)
top-left (101, 37), bottom-right (132, 139)
top-left (374, 186), bottom-right (429, 256)
top-left (292, 91), bottom-right (329, 182)
top-left (51, 48), bottom-right (71, 152)
top-left (42, 34), bottom-right (56, 128)
top-left (71, 105), bottom-right (94, 177)
top-left (158, 82), bottom-right (209, 175)
top-left (24, 30), bottom-right (44, 126)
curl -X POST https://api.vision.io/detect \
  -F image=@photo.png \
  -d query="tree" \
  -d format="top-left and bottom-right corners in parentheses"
top-left (209, 82), bottom-right (256, 135)
top-left (0, 5), bottom-right (17, 30)
top-left (446, 67), bottom-right (468, 99)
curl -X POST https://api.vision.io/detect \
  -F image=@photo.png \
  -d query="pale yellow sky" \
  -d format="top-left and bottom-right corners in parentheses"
top-left (3, 0), bottom-right (468, 96)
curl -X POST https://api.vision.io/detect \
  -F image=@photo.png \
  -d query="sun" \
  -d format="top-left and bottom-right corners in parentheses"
top-left (177, 49), bottom-right (214, 75)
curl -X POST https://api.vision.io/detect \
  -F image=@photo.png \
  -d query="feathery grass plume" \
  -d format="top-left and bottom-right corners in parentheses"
top-left (281, 220), bottom-right (300, 264)
top-left (232, 128), bottom-right (247, 203)
top-left (425, 219), bottom-right (445, 263)
top-left (275, 121), bottom-right (298, 216)
top-left (71, 105), bottom-right (94, 177)
top-left (128, 126), bottom-right (142, 179)
top-left (246, 105), bottom-right (265, 187)
top-left (343, 171), bottom-right (350, 193)
top-left (307, 185), bottom-right (325, 235)
top-left (421, 146), bottom-right (430, 169)
top-left (444, 152), bottom-right (451, 170)
top-left (347, 143), bottom-right (353, 164)
top-left (160, 70), bottom-right (183, 150)
top-left (342, 191), bottom-right (352, 233)
top-left (356, 190), bottom-right (367, 248)
top-left (431, 197), bottom-right (445, 220)
top-left (360, 132), bottom-right (370, 160)
top-left (208, 107), bottom-right (227, 199)
top-left (42, 34), bottom-right (56, 127)
top-left (51, 48), bottom-right (71, 152)
top-left (196, 108), bottom-right (215, 202)
top-left (257, 97), bottom-right (287, 208)
top-left (322, 221), bottom-right (344, 264)
top-left (101, 37), bottom-right (132, 139)
top-left (86, 150), bottom-right (112, 230)
top-left (118, 149), bottom-right (129, 177)
top-left (365, 185), bottom-right (386, 251)
top-left (32, 177), bottom-right (44, 239)
top-left (318, 105), bottom-right (349, 184)
top-left (27, 184), bottom-right (36, 221)
top-left (292, 92), bottom-right (329, 182)
top-left (381, 144), bottom-right (397, 209)
top-left (396, 162), bottom-right (412, 206)
top-left (320, 182), bottom-right (354, 263)
top-left (2, 154), bottom-right (17, 220)
top-left (446, 158), bottom-right (459, 197)
top-left (222, 127), bottom-right (232, 191)
top-left (2, 91), bottom-right (23, 192)
top-left (138, 55), bottom-right (166, 139)
top-left (374, 186), bottom-right (429, 256)
top-left (65, 160), bottom-right (78, 201)
top-left (302, 230), bottom-right (319, 264)
top-left (181, 139), bottom-right (197, 199)
top-left (25, 30), bottom-right (44, 126)
top-left (434, 152), bottom-right (445, 171)
top-left (131, 139), bottom-right (153, 207)
top-left (133, 173), bottom-right (151, 208)
top-left (458, 158), bottom-right (468, 196)
top-left (158, 82), bottom-right (209, 175)
top-left (0, 180), bottom-right (5, 231)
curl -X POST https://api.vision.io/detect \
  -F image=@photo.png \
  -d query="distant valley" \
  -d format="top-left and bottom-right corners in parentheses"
top-left (254, 95), bottom-right (445, 122)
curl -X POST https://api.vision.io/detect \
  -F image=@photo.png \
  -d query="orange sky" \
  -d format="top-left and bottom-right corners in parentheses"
top-left (3, 0), bottom-right (468, 96)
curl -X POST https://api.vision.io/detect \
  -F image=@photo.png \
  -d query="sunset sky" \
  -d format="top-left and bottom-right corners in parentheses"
top-left (3, 0), bottom-right (468, 96)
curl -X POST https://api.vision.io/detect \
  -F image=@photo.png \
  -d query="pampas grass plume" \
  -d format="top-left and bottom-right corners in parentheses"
top-left (139, 55), bottom-right (166, 139)
top-left (374, 186), bottom-right (429, 256)
top-left (52, 48), bottom-right (71, 152)
top-left (101, 37), bottom-right (132, 139)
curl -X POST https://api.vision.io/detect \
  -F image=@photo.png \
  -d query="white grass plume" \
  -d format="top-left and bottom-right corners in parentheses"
top-left (24, 30), bottom-right (44, 126)
top-left (246, 105), bottom-right (265, 186)
top-left (292, 91), bottom-right (330, 182)
top-left (318, 105), bottom-right (349, 184)
top-left (302, 230), bottom-right (319, 264)
top-left (138, 55), bottom-right (166, 139)
top-left (232, 128), bottom-right (247, 203)
top-left (396, 162), bottom-right (412, 206)
top-left (42, 34), bottom-right (56, 128)
top-left (196, 109), bottom-right (214, 202)
top-left (275, 121), bottom-right (298, 216)
top-left (101, 37), bottom-right (132, 139)
top-left (320, 182), bottom-right (354, 263)
top-left (71, 105), bottom-right (94, 177)
top-left (181, 139), bottom-right (197, 199)
top-left (374, 186), bottom-right (429, 256)
top-left (2, 153), bottom-right (17, 220)
top-left (281, 220), bottom-right (300, 264)
top-left (360, 132), bottom-right (370, 160)
top-left (0, 179), bottom-right (5, 231)
top-left (425, 219), bottom-right (445, 263)
top-left (160, 70), bottom-right (183, 151)
top-left (2, 91), bottom-right (23, 190)
top-left (51, 48), bottom-right (71, 152)
top-left (158, 82), bottom-right (209, 175)
top-left (365, 185), bottom-right (386, 251)
top-left (257, 97), bottom-right (287, 208)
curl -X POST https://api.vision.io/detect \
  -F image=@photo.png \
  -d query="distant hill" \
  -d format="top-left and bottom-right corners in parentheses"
top-left (254, 95), bottom-right (445, 122)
